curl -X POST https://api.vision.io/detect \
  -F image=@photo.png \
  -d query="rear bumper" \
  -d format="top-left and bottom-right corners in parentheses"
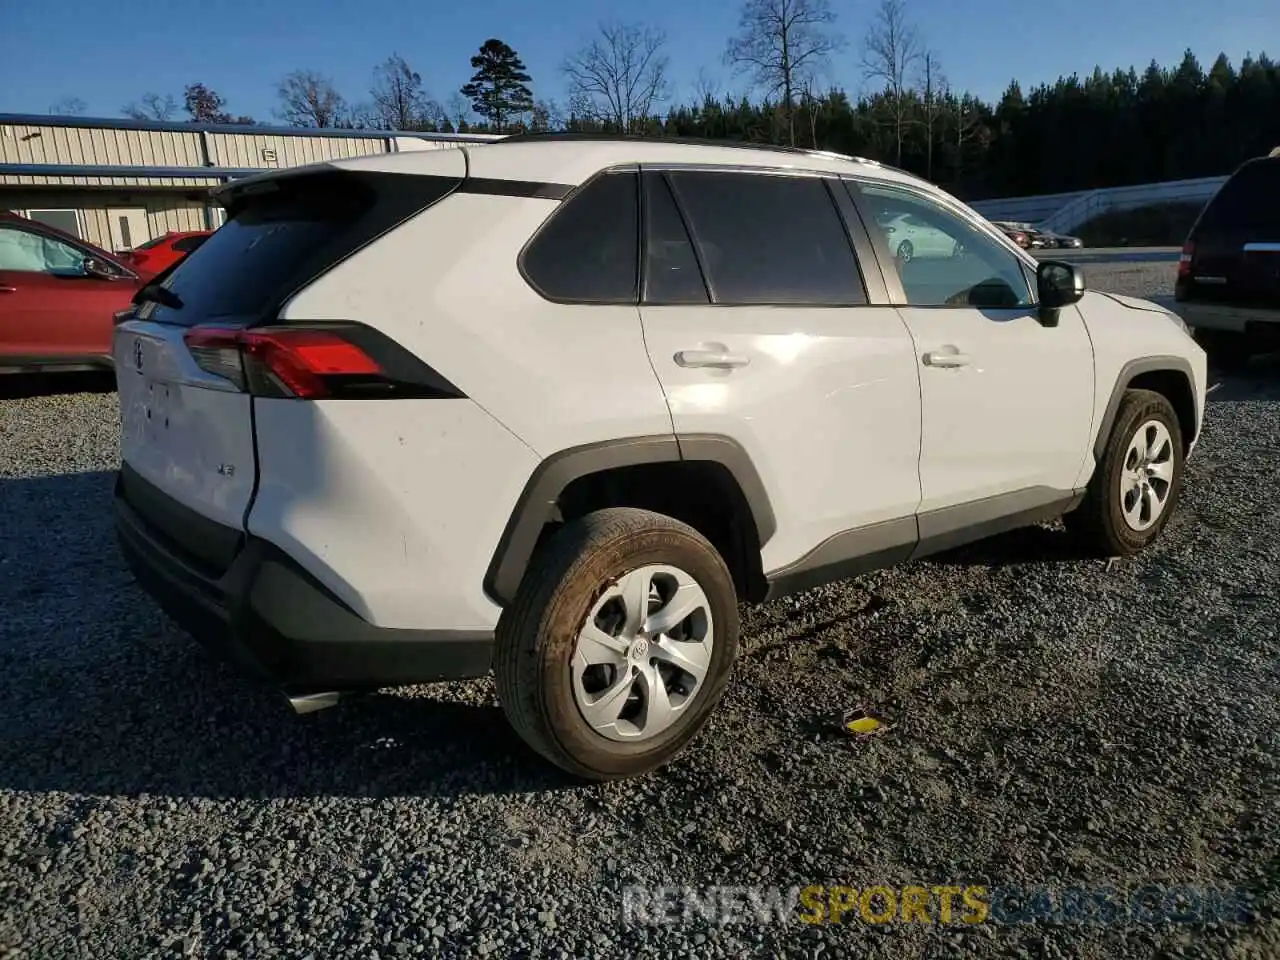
top-left (114, 474), bottom-right (493, 692)
top-left (1174, 301), bottom-right (1280, 337)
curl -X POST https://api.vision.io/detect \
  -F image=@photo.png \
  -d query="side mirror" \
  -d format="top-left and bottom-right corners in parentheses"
top-left (1037, 260), bottom-right (1085, 307)
top-left (83, 256), bottom-right (121, 280)
top-left (1036, 260), bottom-right (1085, 327)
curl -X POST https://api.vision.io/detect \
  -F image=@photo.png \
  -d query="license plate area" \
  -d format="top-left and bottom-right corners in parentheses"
top-left (143, 378), bottom-right (174, 442)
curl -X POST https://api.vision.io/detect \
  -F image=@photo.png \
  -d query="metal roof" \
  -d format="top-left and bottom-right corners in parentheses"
top-left (0, 162), bottom-right (262, 181)
top-left (0, 112), bottom-right (503, 143)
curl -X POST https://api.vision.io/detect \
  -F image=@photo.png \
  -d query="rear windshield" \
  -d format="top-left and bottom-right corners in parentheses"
top-left (1198, 159), bottom-right (1280, 231)
top-left (134, 235), bottom-right (170, 251)
top-left (139, 170), bottom-right (455, 327)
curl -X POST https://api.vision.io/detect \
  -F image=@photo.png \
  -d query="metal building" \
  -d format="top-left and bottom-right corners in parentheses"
top-left (0, 114), bottom-right (500, 254)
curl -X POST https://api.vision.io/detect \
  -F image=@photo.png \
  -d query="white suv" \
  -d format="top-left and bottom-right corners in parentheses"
top-left (112, 135), bottom-right (1207, 780)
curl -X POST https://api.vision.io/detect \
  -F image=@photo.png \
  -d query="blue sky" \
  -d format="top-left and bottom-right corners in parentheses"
top-left (1, 0), bottom-right (1275, 123)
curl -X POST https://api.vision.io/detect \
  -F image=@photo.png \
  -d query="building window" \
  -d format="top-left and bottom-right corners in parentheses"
top-left (25, 209), bottom-right (84, 240)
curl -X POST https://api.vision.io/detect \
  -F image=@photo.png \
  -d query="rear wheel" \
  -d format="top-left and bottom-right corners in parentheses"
top-left (495, 507), bottom-right (739, 781)
top-left (1066, 389), bottom-right (1184, 556)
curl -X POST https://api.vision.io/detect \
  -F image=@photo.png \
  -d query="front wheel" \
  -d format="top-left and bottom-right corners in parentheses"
top-left (896, 239), bottom-right (914, 263)
top-left (1066, 389), bottom-right (1184, 556)
top-left (494, 507), bottom-right (740, 781)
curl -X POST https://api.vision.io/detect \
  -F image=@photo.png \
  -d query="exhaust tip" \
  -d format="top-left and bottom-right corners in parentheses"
top-left (287, 691), bottom-right (342, 714)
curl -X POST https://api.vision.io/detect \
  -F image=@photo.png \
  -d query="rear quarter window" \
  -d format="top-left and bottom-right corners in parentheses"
top-left (1198, 159), bottom-right (1280, 231)
top-left (520, 171), bottom-right (639, 303)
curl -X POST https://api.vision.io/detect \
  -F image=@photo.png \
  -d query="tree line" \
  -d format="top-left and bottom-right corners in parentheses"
top-left (82, 0), bottom-right (1280, 199)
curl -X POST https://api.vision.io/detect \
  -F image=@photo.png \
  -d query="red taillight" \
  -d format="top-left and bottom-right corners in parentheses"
top-left (183, 325), bottom-right (383, 399)
top-left (240, 329), bottom-right (381, 398)
top-left (1177, 241), bottom-right (1194, 279)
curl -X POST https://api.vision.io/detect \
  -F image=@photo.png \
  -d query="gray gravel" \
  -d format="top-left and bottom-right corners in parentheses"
top-left (2, 258), bottom-right (1277, 959)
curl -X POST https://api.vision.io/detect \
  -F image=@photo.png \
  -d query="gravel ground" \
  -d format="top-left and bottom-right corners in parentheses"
top-left (1, 259), bottom-right (1277, 959)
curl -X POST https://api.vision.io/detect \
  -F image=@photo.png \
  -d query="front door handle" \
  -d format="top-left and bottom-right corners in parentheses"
top-left (922, 349), bottom-right (972, 368)
top-left (0, 285), bottom-right (16, 294)
top-left (674, 349), bottom-right (751, 369)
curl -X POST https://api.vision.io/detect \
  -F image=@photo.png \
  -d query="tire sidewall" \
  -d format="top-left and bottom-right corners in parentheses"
top-left (533, 525), bottom-right (739, 778)
top-left (1101, 395), bottom-right (1185, 552)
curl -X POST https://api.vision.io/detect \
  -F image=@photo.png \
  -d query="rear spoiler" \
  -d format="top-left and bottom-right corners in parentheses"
top-left (209, 161), bottom-right (342, 209)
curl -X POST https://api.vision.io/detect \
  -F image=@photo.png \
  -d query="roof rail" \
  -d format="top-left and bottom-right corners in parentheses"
top-left (491, 132), bottom-right (896, 167)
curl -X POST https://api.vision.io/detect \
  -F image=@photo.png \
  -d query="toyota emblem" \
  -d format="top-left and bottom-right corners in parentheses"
top-left (133, 340), bottom-right (144, 371)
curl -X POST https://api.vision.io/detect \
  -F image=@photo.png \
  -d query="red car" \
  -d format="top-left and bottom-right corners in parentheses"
top-left (0, 212), bottom-right (146, 373)
top-left (118, 230), bottom-right (211, 275)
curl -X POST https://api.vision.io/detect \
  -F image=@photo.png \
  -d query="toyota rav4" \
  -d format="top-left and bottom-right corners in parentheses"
top-left (113, 135), bottom-right (1207, 780)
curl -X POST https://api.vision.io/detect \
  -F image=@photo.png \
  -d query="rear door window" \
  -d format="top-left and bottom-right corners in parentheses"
top-left (1198, 159), bottom-right (1280, 231)
top-left (665, 171), bottom-right (866, 306)
top-left (643, 173), bottom-right (708, 305)
top-left (520, 171), bottom-right (639, 303)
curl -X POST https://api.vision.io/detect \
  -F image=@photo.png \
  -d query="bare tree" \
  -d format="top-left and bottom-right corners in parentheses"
top-left (276, 70), bottom-right (346, 128)
top-left (952, 90), bottom-right (982, 182)
top-left (862, 0), bottom-right (920, 165)
top-left (530, 99), bottom-right (565, 132)
top-left (724, 0), bottom-right (842, 146)
top-left (49, 97), bottom-right (87, 117)
top-left (801, 80), bottom-right (820, 149)
top-left (370, 54), bottom-right (441, 130)
top-left (562, 22), bottom-right (669, 133)
top-left (694, 67), bottom-right (721, 104)
top-left (918, 50), bottom-right (946, 180)
top-left (122, 92), bottom-right (177, 121)
top-left (447, 93), bottom-right (471, 131)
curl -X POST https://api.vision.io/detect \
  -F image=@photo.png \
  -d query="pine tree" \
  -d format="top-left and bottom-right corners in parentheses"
top-left (460, 39), bottom-right (534, 132)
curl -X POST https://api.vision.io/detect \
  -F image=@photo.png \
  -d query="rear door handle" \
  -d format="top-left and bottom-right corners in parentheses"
top-left (922, 350), bottom-right (972, 368)
top-left (0, 285), bottom-right (16, 294)
top-left (674, 349), bottom-right (751, 369)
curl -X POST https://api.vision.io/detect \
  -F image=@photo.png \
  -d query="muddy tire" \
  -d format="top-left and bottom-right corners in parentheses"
top-left (494, 507), bottom-right (740, 781)
top-left (1066, 389), bottom-right (1184, 556)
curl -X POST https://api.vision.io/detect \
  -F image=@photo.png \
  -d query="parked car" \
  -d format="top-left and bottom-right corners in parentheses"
top-left (112, 136), bottom-right (1206, 781)
top-left (1174, 152), bottom-right (1280, 368)
top-left (1014, 224), bottom-right (1051, 249)
top-left (991, 220), bottom-right (1032, 248)
top-left (117, 230), bottom-right (211, 276)
top-left (0, 212), bottom-right (144, 373)
top-left (1040, 229), bottom-right (1085, 249)
top-left (875, 211), bottom-right (960, 261)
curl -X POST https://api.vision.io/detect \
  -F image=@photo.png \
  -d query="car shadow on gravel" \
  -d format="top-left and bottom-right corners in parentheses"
top-left (923, 523), bottom-right (1090, 569)
top-left (0, 471), bottom-right (583, 802)
top-left (1205, 357), bottom-right (1280, 402)
top-left (0, 370), bottom-right (116, 399)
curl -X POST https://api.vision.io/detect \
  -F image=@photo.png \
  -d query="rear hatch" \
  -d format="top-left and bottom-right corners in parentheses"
top-left (114, 158), bottom-right (464, 573)
top-left (1178, 157), bottom-right (1280, 308)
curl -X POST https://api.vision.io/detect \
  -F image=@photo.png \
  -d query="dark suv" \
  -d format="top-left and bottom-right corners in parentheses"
top-left (1175, 153), bottom-right (1280, 367)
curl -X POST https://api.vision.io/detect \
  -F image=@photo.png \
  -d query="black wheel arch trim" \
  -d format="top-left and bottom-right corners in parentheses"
top-left (483, 433), bottom-right (777, 605)
top-left (1092, 355), bottom-right (1198, 461)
